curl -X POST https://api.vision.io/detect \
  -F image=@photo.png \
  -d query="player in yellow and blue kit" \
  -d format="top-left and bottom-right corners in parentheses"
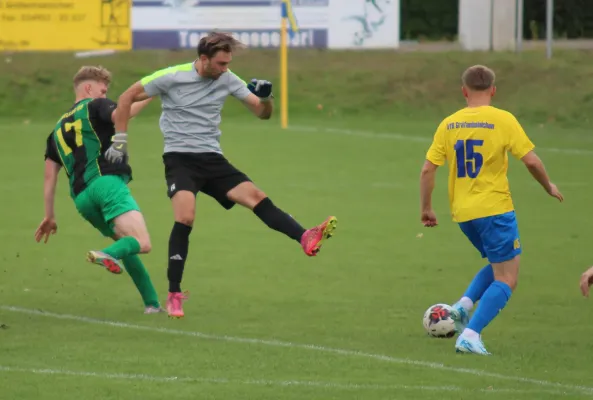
top-left (419, 65), bottom-right (564, 355)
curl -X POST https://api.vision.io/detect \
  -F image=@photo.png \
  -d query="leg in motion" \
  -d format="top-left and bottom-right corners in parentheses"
top-left (455, 212), bottom-right (521, 355)
top-left (107, 210), bottom-right (160, 312)
top-left (121, 254), bottom-right (162, 314)
top-left (226, 181), bottom-right (338, 256)
top-left (166, 190), bottom-right (195, 318)
top-left (88, 209), bottom-right (152, 274)
top-left (451, 264), bottom-right (494, 333)
top-left (455, 257), bottom-right (517, 356)
top-left (75, 179), bottom-right (161, 313)
top-left (81, 176), bottom-right (151, 274)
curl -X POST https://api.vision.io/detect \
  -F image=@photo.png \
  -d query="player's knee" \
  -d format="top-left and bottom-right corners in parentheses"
top-left (492, 256), bottom-right (520, 291)
top-left (136, 236), bottom-right (152, 254)
top-left (509, 278), bottom-right (518, 292)
top-left (227, 182), bottom-right (266, 209)
top-left (500, 275), bottom-right (518, 291)
top-left (252, 189), bottom-right (267, 204)
top-left (493, 266), bottom-right (519, 291)
top-left (175, 215), bottom-right (195, 226)
top-left (172, 202), bottom-right (195, 226)
top-left (241, 190), bottom-right (267, 210)
top-left (139, 240), bottom-right (152, 254)
top-left (171, 191), bottom-right (196, 226)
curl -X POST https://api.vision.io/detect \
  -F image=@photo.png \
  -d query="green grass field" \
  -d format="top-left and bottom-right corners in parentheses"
top-left (1, 111), bottom-right (593, 399)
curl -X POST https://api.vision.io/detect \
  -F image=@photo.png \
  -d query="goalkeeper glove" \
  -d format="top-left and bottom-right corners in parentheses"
top-left (104, 133), bottom-right (128, 164)
top-left (247, 79), bottom-right (273, 102)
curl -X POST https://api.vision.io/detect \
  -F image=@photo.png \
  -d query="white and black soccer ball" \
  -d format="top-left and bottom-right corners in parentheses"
top-left (423, 303), bottom-right (456, 338)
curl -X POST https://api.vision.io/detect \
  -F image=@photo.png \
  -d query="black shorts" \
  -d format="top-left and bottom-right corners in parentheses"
top-left (163, 152), bottom-right (251, 210)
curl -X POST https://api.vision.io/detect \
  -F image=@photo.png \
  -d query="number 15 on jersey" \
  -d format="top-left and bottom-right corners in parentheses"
top-left (454, 139), bottom-right (484, 178)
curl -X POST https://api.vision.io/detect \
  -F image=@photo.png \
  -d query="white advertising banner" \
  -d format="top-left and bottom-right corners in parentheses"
top-left (329, 0), bottom-right (399, 49)
top-left (131, 0), bottom-right (399, 50)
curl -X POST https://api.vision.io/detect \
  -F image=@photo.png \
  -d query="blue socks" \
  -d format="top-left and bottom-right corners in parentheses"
top-left (467, 281), bottom-right (512, 334)
top-left (459, 265), bottom-right (513, 336)
top-left (464, 264), bottom-right (494, 302)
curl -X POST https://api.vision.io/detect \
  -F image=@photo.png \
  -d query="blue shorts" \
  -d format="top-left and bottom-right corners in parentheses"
top-left (458, 211), bottom-right (521, 263)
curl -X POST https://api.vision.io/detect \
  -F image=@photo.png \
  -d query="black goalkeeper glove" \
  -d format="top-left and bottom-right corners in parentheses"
top-left (247, 79), bottom-right (273, 102)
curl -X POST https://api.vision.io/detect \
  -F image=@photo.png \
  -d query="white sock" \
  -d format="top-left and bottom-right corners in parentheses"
top-left (462, 328), bottom-right (479, 339)
top-left (458, 296), bottom-right (474, 311)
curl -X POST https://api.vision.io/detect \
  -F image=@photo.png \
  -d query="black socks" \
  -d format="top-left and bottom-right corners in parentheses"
top-left (253, 197), bottom-right (306, 242)
top-left (168, 222), bottom-right (193, 292)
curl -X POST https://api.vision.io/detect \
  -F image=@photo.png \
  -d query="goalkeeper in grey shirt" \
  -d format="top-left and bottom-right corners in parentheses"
top-left (106, 32), bottom-right (338, 318)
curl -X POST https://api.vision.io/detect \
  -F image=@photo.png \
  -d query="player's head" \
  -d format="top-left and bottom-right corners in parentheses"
top-left (73, 66), bottom-right (111, 99)
top-left (197, 32), bottom-right (244, 79)
top-left (461, 65), bottom-right (496, 101)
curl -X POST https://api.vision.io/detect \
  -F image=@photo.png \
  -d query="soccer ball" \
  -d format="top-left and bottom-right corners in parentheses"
top-left (423, 303), bottom-right (456, 338)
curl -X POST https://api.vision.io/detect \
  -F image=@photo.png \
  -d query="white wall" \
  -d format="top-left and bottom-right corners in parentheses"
top-left (492, 0), bottom-right (517, 51)
top-left (458, 0), bottom-right (517, 51)
top-left (329, 0), bottom-right (399, 49)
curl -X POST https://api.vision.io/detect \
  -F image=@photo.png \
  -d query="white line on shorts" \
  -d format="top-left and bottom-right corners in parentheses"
top-left (0, 365), bottom-right (576, 396)
top-left (290, 125), bottom-right (593, 156)
top-left (2, 305), bottom-right (592, 395)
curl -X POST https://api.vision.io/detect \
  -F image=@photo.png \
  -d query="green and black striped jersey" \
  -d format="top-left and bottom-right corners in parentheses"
top-left (44, 98), bottom-right (132, 198)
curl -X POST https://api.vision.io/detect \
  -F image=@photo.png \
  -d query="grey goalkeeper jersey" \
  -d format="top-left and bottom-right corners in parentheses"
top-left (141, 62), bottom-right (252, 154)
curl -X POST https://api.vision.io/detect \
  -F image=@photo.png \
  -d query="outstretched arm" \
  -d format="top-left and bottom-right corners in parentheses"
top-left (520, 151), bottom-right (563, 201)
top-left (121, 97), bottom-right (153, 121)
top-left (35, 158), bottom-right (61, 243)
top-left (93, 96), bottom-right (154, 125)
top-left (509, 116), bottom-right (563, 202)
top-left (420, 123), bottom-right (446, 227)
top-left (106, 68), bottom-right (174, 164)
top-left (43, 159), bottom-right (61, 220)
top-left (114, 82), bottom-right (152, 134)
top-left (419, 160), bottom-right (439, 227)
top-left (104, 82), bottom-right (153, 164)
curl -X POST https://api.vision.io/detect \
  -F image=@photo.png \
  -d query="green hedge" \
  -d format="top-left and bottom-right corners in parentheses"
top-left (400, 0), bottom-right (593, 41)
top-left (400, 0), bottom-right (458, 41)
top-left (524, 0), bottom-right (593, 39)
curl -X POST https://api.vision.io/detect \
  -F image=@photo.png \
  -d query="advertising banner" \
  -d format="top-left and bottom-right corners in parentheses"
top-left (132, 0), bottom-right (329, 49)
top-left (131, 0), bottom-right (399, 50)
top-left (0, 0), bottom-right (132, 51)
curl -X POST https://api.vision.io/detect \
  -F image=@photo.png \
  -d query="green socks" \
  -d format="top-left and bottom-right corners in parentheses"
top-left (100, 237), bottom-right (160, 308)
top-left (102, 236), bottom-right (141, 260)
top-left (122, 254), bottom-right (160, 308)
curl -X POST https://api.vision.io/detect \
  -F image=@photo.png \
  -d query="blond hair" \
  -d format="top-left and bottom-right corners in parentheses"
top-left (461, 65), bottom-right (496, 91)
top-left (73, 65), bottom-right (112, 88)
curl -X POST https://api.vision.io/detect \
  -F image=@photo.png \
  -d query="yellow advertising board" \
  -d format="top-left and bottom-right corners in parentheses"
top-left (0, 0), bottom-right (131, 51)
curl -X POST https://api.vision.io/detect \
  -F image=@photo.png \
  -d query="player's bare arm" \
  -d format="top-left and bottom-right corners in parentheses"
top-left (580, 266), bottom-right (593, 297)
top-left (105, 82), bottom-right (152, 163)
top-left (520, 151), bottom-right (564, 201)
top-left (242, 93), bottom-right (273, 120)
top-left (114, 81), bottom-right (152, 133)
top-left (111, 96), bottom-right (153, 123)
top-left (420, 160), bottom-right (439, 227)
top-left (35, 159), bottom-right (61, 243)
top-left (243, 79), bottom-right (274, 120)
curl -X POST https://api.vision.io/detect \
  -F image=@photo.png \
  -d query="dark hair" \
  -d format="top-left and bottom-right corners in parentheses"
top-left (462, 65), bottom-right (496, 91)
top-left (197, 31), bottom-right (244, 58)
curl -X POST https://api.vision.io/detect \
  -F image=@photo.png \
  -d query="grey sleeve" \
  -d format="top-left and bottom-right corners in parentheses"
top-left (141, 71), bottom-right (175, 97)
top-left (228, 72), bottom-right (252, 100)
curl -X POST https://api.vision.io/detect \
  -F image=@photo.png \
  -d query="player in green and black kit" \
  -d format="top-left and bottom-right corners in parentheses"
top-left (34, 66), bottom-right (162, 314)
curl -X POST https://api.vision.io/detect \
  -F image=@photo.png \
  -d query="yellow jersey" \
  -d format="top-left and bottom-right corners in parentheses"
top-left (426, 105), bottom-right (535, 223)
